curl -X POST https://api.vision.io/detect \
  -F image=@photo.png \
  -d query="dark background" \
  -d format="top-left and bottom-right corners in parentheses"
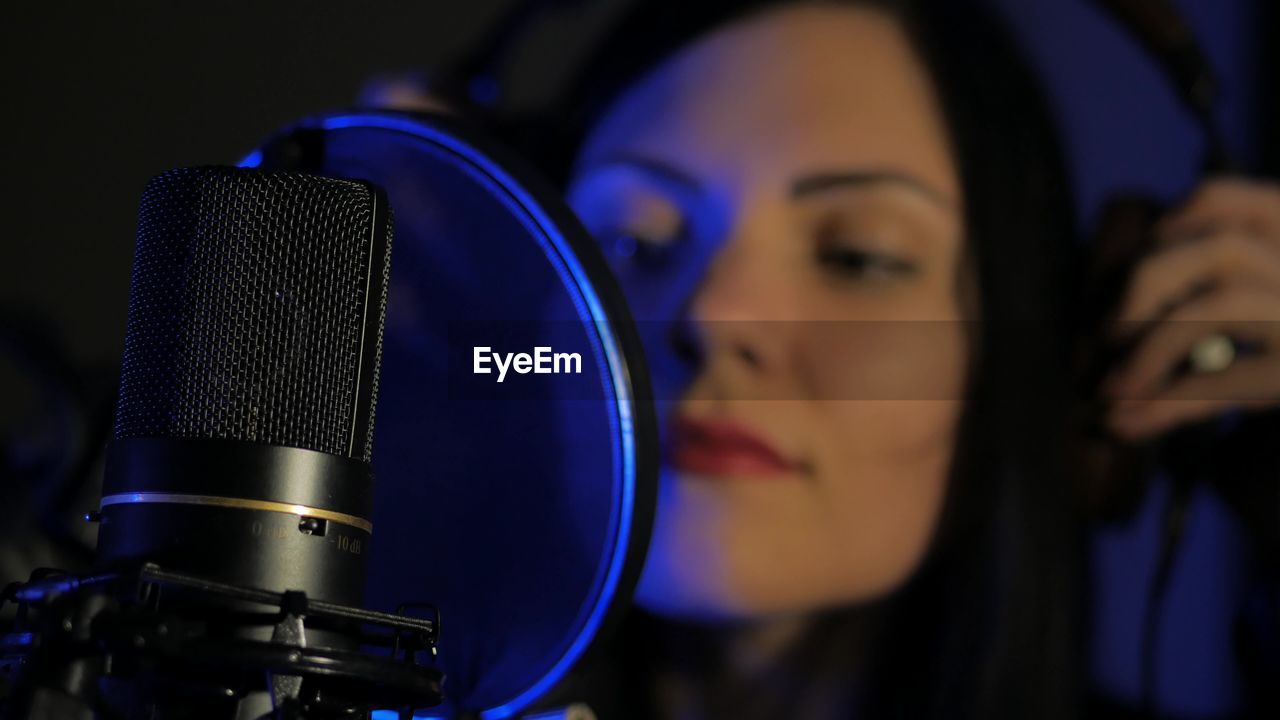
top-left (0, 1), bottom-right (628, 381)
top-left (1, 0), bottom-right (1271, 384)
top-left (1, 0), bottom-right (1275, 716)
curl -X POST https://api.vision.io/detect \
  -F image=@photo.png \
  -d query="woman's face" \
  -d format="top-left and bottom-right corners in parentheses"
top-left (569, 4), bottom-right (968, 619)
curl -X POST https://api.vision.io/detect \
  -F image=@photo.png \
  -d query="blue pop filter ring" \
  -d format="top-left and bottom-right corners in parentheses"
top-left (242, 110), bottom-right (657, 719)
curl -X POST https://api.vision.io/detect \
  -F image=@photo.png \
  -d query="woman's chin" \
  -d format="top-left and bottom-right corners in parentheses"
top-left (630, 498), bottom-right (838, 622)
top-left (631, 467), bottom-right (932, 621)
top-left (632, 557), bottom-right (762, 622)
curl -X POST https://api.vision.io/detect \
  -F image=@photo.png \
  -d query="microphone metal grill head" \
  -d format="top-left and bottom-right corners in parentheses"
top-left (114, 166), bottom-right (392, 461)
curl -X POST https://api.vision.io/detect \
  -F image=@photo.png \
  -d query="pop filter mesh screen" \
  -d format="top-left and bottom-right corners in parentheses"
top-left (114, 166), bottom-right (390, 461)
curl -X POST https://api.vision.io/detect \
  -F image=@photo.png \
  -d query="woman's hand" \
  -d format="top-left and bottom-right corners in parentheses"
top-left (1105, 177), bottom-right (1280, 441)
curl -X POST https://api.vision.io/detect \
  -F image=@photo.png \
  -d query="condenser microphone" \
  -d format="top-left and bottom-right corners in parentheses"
top-left (1, 166), bottom-right (442, 720)
top-left (99, 165), bottom-right (391, 614)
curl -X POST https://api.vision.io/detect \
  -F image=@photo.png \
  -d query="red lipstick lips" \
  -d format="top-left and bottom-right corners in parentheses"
top-left (670, 416), bottom-right (802, 477)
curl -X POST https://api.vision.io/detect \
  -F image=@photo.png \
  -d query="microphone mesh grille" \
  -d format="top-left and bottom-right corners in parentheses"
top-left (114, 166), bottom-right (389, 460)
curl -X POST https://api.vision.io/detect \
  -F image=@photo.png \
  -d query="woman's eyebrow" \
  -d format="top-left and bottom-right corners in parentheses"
top-left (582, 153), bottom-right (702, 192)
top-left (791, 170), bottom-right (955, 208)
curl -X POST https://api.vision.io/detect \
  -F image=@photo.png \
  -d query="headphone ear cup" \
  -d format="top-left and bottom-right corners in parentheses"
top-left (1072, 195), bottom-right (1164, 523)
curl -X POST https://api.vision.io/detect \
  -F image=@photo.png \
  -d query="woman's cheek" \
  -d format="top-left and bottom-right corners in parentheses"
top-left (798, 317), bottom-right (966, 402)
top-left (798, 321), bottom-right (964, 596)
top-left (817, 399), bottom-right (957, 597)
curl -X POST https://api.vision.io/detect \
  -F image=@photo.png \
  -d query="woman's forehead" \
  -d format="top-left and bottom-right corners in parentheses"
top-left (576, 4), bottom-right (958, 202)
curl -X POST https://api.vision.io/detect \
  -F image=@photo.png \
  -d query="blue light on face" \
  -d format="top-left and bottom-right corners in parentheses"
top-left (310, 113), bottom-right (638, 720)
top-left (613, 234), bottom-right (638, 259)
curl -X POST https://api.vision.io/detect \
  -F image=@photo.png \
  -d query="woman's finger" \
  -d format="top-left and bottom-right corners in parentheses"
top-left (1108, 356), bottom-right (1280, 441)
top-left (1114, 232), bottom-right (1280, 328)
top-left (1158, 177), bottom-right (1280, 245)
top-left (1106, 284), bottom-right (1280, 400)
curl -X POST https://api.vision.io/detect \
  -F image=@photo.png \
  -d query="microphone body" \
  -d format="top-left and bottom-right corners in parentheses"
top-left (1, 167), bottom-right (442, 720)
top-left (99, 166), bottom-right (392, 624)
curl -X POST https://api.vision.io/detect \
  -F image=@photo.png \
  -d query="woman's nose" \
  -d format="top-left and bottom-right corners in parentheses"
top-left (679, 245), bottom-right (784, 375)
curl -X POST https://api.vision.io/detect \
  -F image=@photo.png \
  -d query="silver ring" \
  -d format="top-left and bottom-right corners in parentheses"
top-left (1188, 333), bottom-right (1237, 374)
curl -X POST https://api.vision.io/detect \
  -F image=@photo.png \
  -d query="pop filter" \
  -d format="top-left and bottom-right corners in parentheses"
top-left (244, 111), bottom-right (657, 719)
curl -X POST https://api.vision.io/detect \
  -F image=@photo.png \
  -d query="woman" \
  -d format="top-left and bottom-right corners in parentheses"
top-left (536, 0), bottom-right (1280, 718)
top-left (357, 0), bottom-right (1280, 713)
top-left (544, 1), bottom-right (1084, 718)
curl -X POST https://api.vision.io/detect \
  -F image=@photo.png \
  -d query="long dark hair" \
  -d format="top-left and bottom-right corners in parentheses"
top-left (524, 1), bottom-right (1086, 717)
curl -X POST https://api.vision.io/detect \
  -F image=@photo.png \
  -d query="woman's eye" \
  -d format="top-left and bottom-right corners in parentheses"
top-left (606, 231), bottom-right (679, 269)
top-left (815, 244), bottom-right (917, 281)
